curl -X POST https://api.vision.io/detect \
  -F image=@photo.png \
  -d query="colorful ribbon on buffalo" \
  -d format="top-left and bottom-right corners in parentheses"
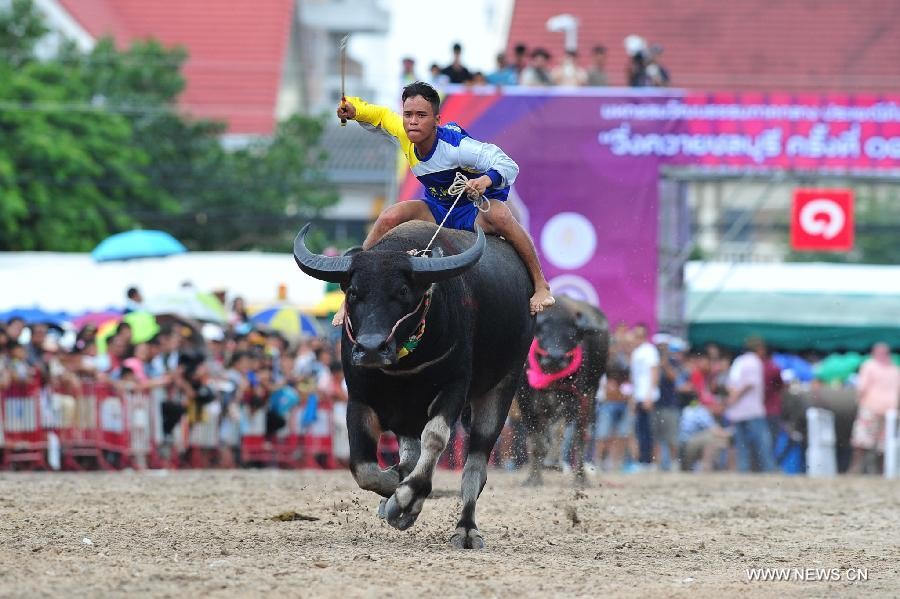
top-left (525, 340), bottom-right (584, 389)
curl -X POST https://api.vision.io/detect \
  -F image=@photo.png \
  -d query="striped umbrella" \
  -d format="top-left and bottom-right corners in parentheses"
top-left (249, 306), bottom-right (323, 339)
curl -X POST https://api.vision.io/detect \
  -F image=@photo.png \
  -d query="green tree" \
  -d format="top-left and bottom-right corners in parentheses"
top-left (0, 2), bottom-right (154, 251)
top-left (1, 0), bottom-right (337, 252)
top-left (70, 36), bottom-right (338, 251)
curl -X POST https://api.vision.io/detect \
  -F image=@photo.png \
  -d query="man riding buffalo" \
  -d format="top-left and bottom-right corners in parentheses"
top-left (294, 221), bottom-right (534, 549)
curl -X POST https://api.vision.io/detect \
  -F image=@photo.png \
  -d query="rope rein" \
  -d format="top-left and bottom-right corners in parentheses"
top-left (411, 172), bottom-right (491, 258)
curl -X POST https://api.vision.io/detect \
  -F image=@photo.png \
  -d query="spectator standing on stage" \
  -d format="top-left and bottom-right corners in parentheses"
top-left (551, 49), bottom-right (587, 86)
top-left (441, 43), bottom-right (473, 84)
top-left (645, 44), bottom-right (671, 86)
top-left (400, 56), bottom-right (417, 86)
top-left (512, 43), bottom-right (528, 78)
top-left (487, 52), bottom-right (518, 86)
top-left (849, 342), bottom-right (900, 474)
top-left (726, 337), bottom-right (775, 473)
top-left (428, 63), bottom-right (449, 89)
top-left (520, 48), bottom-right (553, 86)
top-left (586, 45), bottom-right (609, 86)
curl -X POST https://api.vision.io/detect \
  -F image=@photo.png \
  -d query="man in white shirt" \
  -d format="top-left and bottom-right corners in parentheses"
top-left (727, 336), bottom-right (775, 473)
top-left (630, 324), bottom-right (659, 467)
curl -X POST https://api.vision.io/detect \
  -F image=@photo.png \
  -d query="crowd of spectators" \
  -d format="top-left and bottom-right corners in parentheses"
top-left (2, 291), bottom-right (898, 475)
top-left (0, 293), bottom-right (351, 468)
top-left (409, 35), bottom-right (670, 91)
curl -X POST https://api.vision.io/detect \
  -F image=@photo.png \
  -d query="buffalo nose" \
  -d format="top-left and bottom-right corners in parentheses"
top-left (352, 334), bottom-right (395, 367)
top-left (357, 334), bottom-right (389, 353)
top-left (548, 349), bottom-right (567, 362)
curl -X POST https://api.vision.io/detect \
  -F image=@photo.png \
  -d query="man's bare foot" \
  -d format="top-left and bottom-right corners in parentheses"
top-left (332, 302), bottom-right (346, 327)
top-left (530, 285), bottom-right (555, 315)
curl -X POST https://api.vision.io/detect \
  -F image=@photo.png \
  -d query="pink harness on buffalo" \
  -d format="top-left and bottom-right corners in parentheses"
top-left (525, 340), bottom-right (584, 389)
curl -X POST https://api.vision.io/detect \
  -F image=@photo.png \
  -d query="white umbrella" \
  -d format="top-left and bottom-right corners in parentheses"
top-left (144, 289), bottom-right (227, 323)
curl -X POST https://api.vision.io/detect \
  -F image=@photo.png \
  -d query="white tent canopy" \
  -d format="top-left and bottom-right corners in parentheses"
top-left (0, 252), bottom-right (327, 313)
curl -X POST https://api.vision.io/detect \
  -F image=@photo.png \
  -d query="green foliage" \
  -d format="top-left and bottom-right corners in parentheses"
top-left (0, 0), bottom-right (336, 252)
top-left (0, 58), bottom-right (152, 250)
top-left (0, 0), bottom-right (47, 68)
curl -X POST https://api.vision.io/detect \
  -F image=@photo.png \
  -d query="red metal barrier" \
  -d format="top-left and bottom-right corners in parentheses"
top-left (300, 399), bottom-right (339, 469)
top-left (2, 381), bottom-right (354, 471)
top-left (1, 383), bottom-right (49, 470)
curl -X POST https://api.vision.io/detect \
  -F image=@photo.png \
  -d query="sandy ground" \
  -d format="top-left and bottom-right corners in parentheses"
top-left (0, 468), bottom-right (897, 598)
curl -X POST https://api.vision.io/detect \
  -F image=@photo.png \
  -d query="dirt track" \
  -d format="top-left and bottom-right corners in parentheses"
top-left (0, 469), bottom-right (897, 598)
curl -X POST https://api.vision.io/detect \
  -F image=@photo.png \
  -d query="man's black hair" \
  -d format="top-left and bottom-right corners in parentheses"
top-left (514, 43), bottom-right (527, 56)
top-left (126, 287), bottom-right (140, 299)
top-left (401, 81), bottom-right (441, 115)
top-left (452, 42), bottom-right (462, 53)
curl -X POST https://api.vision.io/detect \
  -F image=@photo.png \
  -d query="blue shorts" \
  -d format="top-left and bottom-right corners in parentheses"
top-left (596, 401), bottom-right (633, 440)
top-left (423, 197), bottom-right (487, 231)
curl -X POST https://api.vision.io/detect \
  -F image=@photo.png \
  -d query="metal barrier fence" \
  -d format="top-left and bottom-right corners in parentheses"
top-left (1, 382), bottom-right (341, 471)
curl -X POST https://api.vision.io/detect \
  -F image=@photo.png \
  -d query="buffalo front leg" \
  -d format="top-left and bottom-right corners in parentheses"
top-left (570, 392), bottom-right (596, 487)
top-left (348, 402), bottom-right (400, 499)
top-left (523, 428), bottom-right (546, 486)
top-left (377, 436), bottom-right (421, 520)
top-left (382, 414), bottom-right (452, 530)
top-left (517, 389), bottom-right (545, 487)
top-left (452, 370), bottom-right (519, 549)
top-left (383, 382), bottom-right (467, 531)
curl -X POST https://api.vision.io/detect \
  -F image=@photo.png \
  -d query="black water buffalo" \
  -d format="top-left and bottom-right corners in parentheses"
top-left (293, 221), bottom-right (534, 548)
top-left (517, 296), bottom-right (609, 486)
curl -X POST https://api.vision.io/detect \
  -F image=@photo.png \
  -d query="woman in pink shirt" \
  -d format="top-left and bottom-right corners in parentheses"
top-left (849, 343), bottom-right (900, 473)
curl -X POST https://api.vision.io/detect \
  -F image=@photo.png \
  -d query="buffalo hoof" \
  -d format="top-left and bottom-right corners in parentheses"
top-left (377, 498), bottom-right (388, 520)
top-left (449, 527), bottom-right (485, 550)
top-left (383, 490), bottom-right (423, 531)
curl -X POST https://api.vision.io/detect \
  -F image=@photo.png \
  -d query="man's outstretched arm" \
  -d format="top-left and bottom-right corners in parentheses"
top-left (337, 97), bottom-right (415, 161)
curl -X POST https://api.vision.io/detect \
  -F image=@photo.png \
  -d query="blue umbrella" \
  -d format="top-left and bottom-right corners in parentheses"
top-left (0, 307), bottom-right (71, 327)
top-left (91, 230), bottom-right (187, 262)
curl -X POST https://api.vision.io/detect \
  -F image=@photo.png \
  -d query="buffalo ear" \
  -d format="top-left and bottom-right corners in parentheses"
top-left (575, 311), bottom-right (605, 334)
